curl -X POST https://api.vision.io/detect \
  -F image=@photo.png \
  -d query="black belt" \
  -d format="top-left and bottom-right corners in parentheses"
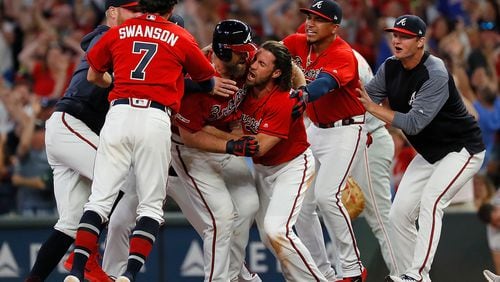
top-left (314, 116), bottom-right (365, 128)
top-left (111, 98), bottom-right (169, 113)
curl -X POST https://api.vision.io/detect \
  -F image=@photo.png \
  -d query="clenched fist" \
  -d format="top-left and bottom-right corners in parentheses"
top-left (290, 86), bottom-right (309, 119)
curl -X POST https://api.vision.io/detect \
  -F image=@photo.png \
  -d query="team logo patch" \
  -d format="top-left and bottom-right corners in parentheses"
top-left (408, 91), bottom-right (416, 106)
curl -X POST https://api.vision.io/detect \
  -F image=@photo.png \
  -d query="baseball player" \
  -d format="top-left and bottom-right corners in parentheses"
top-left (295, 49), bottom-right (398, 280)
top-left (358, 15), bottom-right (485, 282)
top-left (349, 50), bottom-right (398, 275)
top-left (283, 0), bottom-right (367, 280)
top-left (64, 0), bottom-right (216, 281)
top-left (239, 40), bottom-right (327, 282)
top-left (172, 19), bottom-right (261, 282)
top-left (101, 18), bottom-right (261, 282)
top-left (25, 2), bottom-right (142, 281)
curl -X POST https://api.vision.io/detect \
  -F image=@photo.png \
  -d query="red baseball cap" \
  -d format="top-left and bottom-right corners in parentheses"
top-left (385, 15), bottom-right (427, 37)
top-left (300, 0), bottom-right (342, 24)
top-left (105, 0), bottom-right (139, 9)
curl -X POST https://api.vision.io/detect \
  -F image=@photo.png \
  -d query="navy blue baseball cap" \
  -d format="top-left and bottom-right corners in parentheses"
top-left (105, 0), bottom-right (139, 10)
top-left (300, 0), bottom-right (342, 24)
top-left (168, 14), bottom-right (185, 28)
top-left (385, 15), bottom-right (427, 37)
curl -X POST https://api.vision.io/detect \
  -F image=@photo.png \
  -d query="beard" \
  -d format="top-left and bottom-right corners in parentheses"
top-left (224, 61), bottom-right (247, 79)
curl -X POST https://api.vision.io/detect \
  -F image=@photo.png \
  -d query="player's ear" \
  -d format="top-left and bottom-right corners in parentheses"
top-left (107, 6), bottom-right (118, 18)
top-left (331, 24), bottom-right (339, 35)
top-left (417, 37), bottom-right (425, 49)
top-left (272, 69), bottom-right (282, 79)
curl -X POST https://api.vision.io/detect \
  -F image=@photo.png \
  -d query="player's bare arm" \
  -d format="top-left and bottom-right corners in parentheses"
top-left (179, 126), bottom-right (228, 153)
top-left (185, 76), bottom-right (237, 97)
top-left (180, 126), bottom-right (258, 157)
top-left (357, 82), bottom-right (395, 124)
top-left (254, 133), bottom-right (281, 157)
top-left (87, 66), bottom-right (113, 88)
top-left (291, 62), bottom-right (306, 88)
top-left (202, 125), bottom-right (241, 141)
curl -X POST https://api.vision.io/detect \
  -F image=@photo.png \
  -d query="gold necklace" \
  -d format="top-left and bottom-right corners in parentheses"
top-left (306, 45), bottom-right (313, 68)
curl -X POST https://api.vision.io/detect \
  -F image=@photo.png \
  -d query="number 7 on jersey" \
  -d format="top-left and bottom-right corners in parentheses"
top-left (131, 41), bottom-right (158, 80)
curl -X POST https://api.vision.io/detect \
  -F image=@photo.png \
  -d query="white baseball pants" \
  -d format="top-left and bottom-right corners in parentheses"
top-left (295, 184), bottom-right (337, 281)
top-left (390, 148), bottom-right (485, 281)
top-left (307, 124), bottom-right (366, 278)
top-left (86, 105), bottom-right (171, 224)
top-left (350, 125), bottom-right (398, 275)
top-left (254, 148), bottom-right (327, 282)
top-left (45, 112), bottom-right (99, 238)
top-left (171, 143), bottom-right (259, 282)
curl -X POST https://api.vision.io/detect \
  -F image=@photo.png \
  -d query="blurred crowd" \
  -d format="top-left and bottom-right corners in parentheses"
top-left (0, 0), bottom-right (498, 217)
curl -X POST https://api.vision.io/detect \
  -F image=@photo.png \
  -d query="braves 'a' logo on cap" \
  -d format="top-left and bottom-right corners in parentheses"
top-left (243, 32), bottom-right (252, 44)
top-left (396, 17), bottom-right (407, 26)
top-left (312, 0), bottom-right (323, 9)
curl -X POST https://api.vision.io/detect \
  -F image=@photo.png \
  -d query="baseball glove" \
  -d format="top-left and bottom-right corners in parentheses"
top-left (341, 176), bottom-right (366, 220)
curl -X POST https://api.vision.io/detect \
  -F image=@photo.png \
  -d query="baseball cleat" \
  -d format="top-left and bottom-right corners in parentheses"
top-left (116, 276), bottom-right (131, 282)
top-left (64, 252), bottom-right (113, 282)
top-left (63, 275), bottom-right (80, 282)
top-left (484, 269), bottom-right (500, 282)
top-left (238, 272), bottom-right (262, 282)
top-left (385, 274), bottom-right (417, 282)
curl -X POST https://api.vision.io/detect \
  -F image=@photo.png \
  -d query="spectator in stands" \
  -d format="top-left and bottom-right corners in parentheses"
top-left (0, 5), bottom-right (14, 84)
top-left (13, 115), bottom-right (55, 217)
top-left (265, 0), bottom-right (304, 40)
top-left (474, 174), bottom-right (497, 210)
top-left (473, 86), bottom-right (500, 171)
top-left (0, 131), bottom-right (15, 216)
top-left (18, 35), bottom-right (77, 98)
top-left (428, 15), bottom-right (456, 55)
top-left (467, 17), bottom-right (499, 92)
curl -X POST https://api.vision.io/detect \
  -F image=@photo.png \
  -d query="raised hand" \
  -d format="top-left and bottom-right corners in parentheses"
top-left (290, 86), bottom-right (309, 119)
top-left (212, 76), bottom-right (239, 97)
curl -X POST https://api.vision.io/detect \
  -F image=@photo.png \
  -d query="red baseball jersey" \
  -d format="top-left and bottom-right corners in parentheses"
top-left (87, 14), bottom-right (215, 112)
top-left (283, 33), bottom-right (365, 123)
top-left (239, 86), bottom-right (309, 166)
top-left (175, 84), bottom-right (246, 133)
top-left (175, 48), bottom-right (252, 133)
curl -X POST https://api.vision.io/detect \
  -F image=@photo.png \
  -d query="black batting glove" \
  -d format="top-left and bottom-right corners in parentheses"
top-left (226, 136), bottom-right (259, 157)
top-left (290, 86), bottom-right (309, 119)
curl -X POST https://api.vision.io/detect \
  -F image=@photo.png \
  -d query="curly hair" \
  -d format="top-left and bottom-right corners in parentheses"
top-left (260, 41), bottom-right (292, 91)
top-left (139, 0), bottom-right (178, 15)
